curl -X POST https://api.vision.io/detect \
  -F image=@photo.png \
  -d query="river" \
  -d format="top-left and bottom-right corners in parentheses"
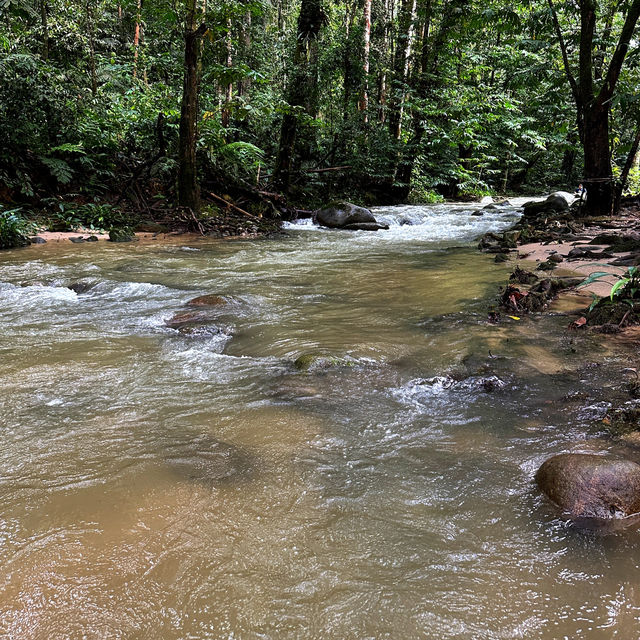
top-left (0, 201), bottom-right (639, 638)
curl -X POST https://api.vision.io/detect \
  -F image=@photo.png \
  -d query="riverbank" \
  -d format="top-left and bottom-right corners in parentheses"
top-left (480, 195), bottom-right (640, 328)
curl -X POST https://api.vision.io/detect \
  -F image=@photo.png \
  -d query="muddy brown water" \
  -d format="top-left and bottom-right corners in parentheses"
top-left (1, 202), bottom-right (640, 639)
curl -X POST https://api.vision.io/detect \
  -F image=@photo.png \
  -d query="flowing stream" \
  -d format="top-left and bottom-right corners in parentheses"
top-left (1, 201), bottom-right (640, 639)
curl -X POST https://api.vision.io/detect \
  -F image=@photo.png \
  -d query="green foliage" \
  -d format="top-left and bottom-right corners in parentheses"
top-left (0, 206), bottom-right (37, 249)
top-left (0, 0), bottom-right (638, 212)
top-left (40, 199), bottom-right (131, 231)
top-left (579, 267), bottom-right (640, 310)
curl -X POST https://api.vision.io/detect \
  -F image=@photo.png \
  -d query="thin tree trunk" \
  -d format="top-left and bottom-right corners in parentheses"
top-left (133, 0), bottom-right (142, 78)
top-left (342, 3), bottom-right (353, 123)
top-left (238, 10), bottom-right (251, 96)
top-left (222, 17), bottom-right (233, 127)
top-left (395, 0), bottom-right (467, 187)
top-left (614, 124), bottom-right (640, 212)
top-left (360, 0), bottom-right (372, 122)
top-left (86, 0), bottom-right (97, 95)
top-left (387, 0), bottom-right (417, 140)
top-left (40, 0), bottom-right (49, 60)
top-left (177, 0), bottom-right (206, 213)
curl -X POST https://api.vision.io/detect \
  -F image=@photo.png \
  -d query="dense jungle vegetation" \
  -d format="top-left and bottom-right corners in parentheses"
top-left (2, 0), bottom-right (640, 243)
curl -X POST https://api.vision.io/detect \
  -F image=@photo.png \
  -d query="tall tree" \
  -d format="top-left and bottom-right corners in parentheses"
top-left (177, 0), bottom-right (207, 213)
top-left (549, 0), bottom-right (640, 215)
top-left (360, 0), bottom-right (372, 122)
top-left (273, 0), bottom-right (326, 192)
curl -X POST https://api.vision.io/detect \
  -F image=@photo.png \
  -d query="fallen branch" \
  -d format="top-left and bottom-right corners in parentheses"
top-left (619, 309), bottom-right (632, 328)
top-left (208, 192), bottom-right (261, 221)
top-left (303, 165), bottom-right (352, 174)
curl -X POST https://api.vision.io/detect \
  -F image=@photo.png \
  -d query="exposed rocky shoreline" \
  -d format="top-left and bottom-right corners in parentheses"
top-left (478, 192), bottom-right (640, 530)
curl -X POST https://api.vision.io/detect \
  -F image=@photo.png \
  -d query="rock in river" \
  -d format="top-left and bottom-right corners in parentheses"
top-left (187, 294), bottom-right (228, 307)
top-left (315, 202), bottom-right (389, 231)
top-left (536, 453), bottom-right (640, 521)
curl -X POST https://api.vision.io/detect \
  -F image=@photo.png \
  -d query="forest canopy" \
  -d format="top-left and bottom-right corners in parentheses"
top-left (1, 0), bottom-right (640, 227)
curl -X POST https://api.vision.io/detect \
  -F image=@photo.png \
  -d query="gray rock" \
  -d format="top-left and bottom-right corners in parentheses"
top-left (67, 281), bottom-right (95, 294)
top-left (523, 192), bottom-right (574, 219)
top-left (343, 222), bottom-right (389, 231)
top-left (315, 202), bottom-right (379, 229)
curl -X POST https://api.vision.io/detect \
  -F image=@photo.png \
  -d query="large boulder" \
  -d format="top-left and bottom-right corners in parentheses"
top-left (523, 192), bottom-right (575, 219)
top-left (315, 202), bottom-right (388, 230)
top-left (535, 453), bottom-right (640, 520)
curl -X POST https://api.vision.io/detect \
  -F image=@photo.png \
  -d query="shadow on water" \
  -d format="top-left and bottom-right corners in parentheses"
top-left (160, 433), bottom-right (255, 487)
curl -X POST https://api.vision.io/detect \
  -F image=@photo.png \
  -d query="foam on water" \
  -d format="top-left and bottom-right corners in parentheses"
top-left (284, 201), bottom-right (522, 246)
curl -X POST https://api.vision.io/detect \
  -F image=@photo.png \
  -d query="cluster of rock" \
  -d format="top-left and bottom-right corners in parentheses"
top-left (165, 294), bottom-right (232, 337)
top-left (499, 267), bottom-right (581, 315)
top-left (478, 192), bottom-right (586, 256)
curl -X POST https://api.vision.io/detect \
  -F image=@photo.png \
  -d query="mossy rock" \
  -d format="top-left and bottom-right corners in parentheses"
top-left (607, 402), bottom-right (640, 436)
top-left (293, 353), bottom-right (349, 372)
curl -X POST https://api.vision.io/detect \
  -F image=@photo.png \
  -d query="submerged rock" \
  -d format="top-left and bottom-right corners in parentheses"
top-left (343, 221), bottom-right (389, 231)
top-left (187, 294), bottom-right (228, 307)
top-left (67, 281), bottom-right (95, 294)
top-left (165, 311), bottom-right (211, 329)
top-left (536, 453), bottom-right (640, 521)
top-left (164, 437), bottom-right (252, 484)
top-left (294, 353), bottom-right (338, 372)
top-left (292, 353), bottom-right (358, 372)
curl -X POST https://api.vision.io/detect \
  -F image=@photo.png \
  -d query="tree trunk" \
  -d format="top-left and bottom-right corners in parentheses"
top-left (40, 0), bottom-right (49, 61)
top-left (133, 0), bottom-right (142, 78)
top-left (614, 124), bottom-right (640, 213)
top-left (86, 0), bottom-right (97, 95)
top-left (273, 0), bottom-right (325, 193)
top-left (177, 0), bottom-right (205, 213)
top-left (221, 17), bottom-right (233, 128)
top-left (395, 0), bottom-right (465, 187)
top-left (387, 0), bottom-right (416, 140)
top-left (360, 0), bottom-right (371, 122)
top-left (582, 105), bottom-right (613, 216)
top-left (238, 10), bottom-right (251, 97)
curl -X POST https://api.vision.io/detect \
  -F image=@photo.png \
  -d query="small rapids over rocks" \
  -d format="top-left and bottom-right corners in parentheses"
top-left (2, 200), bottom-right (640, 639)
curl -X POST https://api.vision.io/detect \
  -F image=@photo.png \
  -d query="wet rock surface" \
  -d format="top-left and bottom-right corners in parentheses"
top-left (187, 294), bottom-right (228, 307)
top-left (536, 453), bottom-right (640, 521)
top-left (315, 202), bottom-right (389, 231)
